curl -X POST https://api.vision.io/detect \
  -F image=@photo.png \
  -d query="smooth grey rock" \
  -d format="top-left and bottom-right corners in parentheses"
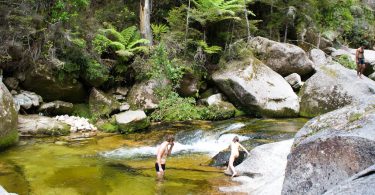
top-left (220, 139), bottom-right (293, 195)
top-left (299, 62), bottom-right (375, 117)
top-left (212, 56), bottom-right (299, 117)
top-left (284, 73), bottom-right (302, 90)
top-left (323, 164), bottom-right (375, 195)
top-left (204, 93), bottom-right (224, 106)
top-left (115, 87), bottom-right (129, 96)
top-left (4, 77), bottom-right (19, 90)
top-left (89, 88), bottom-right (120, 117)
top-left (282, 100), bottom-right (375, 195)
top-left (309, 49), bottom-right (330, 69)
top-left (0, 80), bottom-right (18, 150)
top-left (115, 110), bottom-right (150, 133)
top-left (249, 36), bottom-right (314, 77)
top-left (119, 103), bottom-right (130, 112)
top-left (18, 115), bottom-right (70, 136)
top-left (127, 79), bottom-right (167, 110)
top-left (13, 90), bottom-right (43, 111)
top-left (38, 101), bottom-right (74, 115)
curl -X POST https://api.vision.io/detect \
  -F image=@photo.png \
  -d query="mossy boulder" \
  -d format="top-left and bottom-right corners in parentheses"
top-left (89, 88), bottom-right (120, 118)
top-left (202, 101), bottom-right (236, 121)
top-left (0, 80), bottom-right (18, 150)
top-left (115, 110), bottom-right (150, 133)
top-left (96, 118), bottom-right (118, 133)
top-left (282, 100), bottom-right (375, 195)
top-left (249, 36), bottom-right (314, 77)
top-left (299, 62), bottom-right (375, 117)
top-left (18, 115), bottom-right (70, 136)
top-left (20, 61), bottom-right (86, 103)
top-left (212, 56), bottom-right (299, 118)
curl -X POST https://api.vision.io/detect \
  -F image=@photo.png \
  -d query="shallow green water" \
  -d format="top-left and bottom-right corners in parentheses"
top-left (0, 117), bottom-right (308, 195)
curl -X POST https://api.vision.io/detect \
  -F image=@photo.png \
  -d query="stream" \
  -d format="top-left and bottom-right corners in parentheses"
top-left (0, 117), bottom-right (307, 195)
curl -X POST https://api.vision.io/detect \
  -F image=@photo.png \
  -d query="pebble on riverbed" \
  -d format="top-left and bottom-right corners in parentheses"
top-left (55, 115), bottom-right (97, 133)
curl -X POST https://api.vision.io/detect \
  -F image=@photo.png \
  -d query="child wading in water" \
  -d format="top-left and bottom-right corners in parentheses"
top-left (155, 134), bottom-right (174, 180)
top-left (226, 136), bottom-right (250, 177)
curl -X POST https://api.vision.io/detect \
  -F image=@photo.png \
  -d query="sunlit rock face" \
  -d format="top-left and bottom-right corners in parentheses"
top-left (212, 56), bottom-right (299, 118)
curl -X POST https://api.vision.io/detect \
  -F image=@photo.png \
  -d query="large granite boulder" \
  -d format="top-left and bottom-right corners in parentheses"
top-left (209, 150), bottom-right (247, 167)
top-left (220, 139), bottom-right (293, 195)
top-left (309, 48), bottom-right (330, 69)
top-left (299, 62), bottom-right (375, 117)
top-left (38, 100), bottom-right (74, 116)
top-left (177, 72), bottom-right (200, 97)
top-left (212, 57), bottom-right (299, 117)
top-left (0, 80), bottom-right (18, 150)
top-left (249, 36), bottom-right (314, 77)
top-left (115, 110), bottom-right (150, 133)
top-left (89, 88), bottom-right (120, 117)
top-left (323, 164), bottom-right (375, 195)
top-left (127, 79), bottom-right (166, 110)
top-left (19, 61), bottom-right (86, 103)
top-left (282, 100), bottom-right (375, 195)
top-left (13, 90), bottom-right (43, 111)
top-left (18, 115), bottom-right (70, 136)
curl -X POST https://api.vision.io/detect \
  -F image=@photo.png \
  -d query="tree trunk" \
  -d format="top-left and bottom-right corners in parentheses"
top-left (140, 0), bottom-right (153, 46)
top-left (284, 24), bottom-right (288, 43)
top-left (269, 0), bottom-right (273, 38)
top-left (317, 31), bottom-right (321, 49)
top-left (185, 0), bottom-right (191, 43)
top-left (244, 0), bottom-right (251, 42)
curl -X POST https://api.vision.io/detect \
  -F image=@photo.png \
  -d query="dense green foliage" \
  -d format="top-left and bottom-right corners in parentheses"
top-left (1, 0), bottom-right (374, 123)
top-left (335, 55), bottom-right (357, 70)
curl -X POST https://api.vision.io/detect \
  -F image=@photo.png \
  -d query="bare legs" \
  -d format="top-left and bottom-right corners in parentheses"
top-left (228, 154), bottom-right (238, 177)
top-left (357, 64), bottom-right (366, 79)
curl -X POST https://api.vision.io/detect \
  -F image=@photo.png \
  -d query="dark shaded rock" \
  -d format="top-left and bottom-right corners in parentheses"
top-left (20, 61), bottom-right (86, 103)
top-left (323, 164), bottom-right (375, 195)
top-left (177, 72), bottom-right (200, 97)
top-left (4, 77), bottom-right (19, 90)
top-left (89, 88), bottom-right (120, 118)
top-left (249, 36), bottom-right (314, 77)
top-left (212, 56), bottom-right (299, 117)
top-left (282, 100), bottom-right (375, 195)
top-left (209, 150), bottom-right (247, 167)
top-left (0, 80), bottom-right (18, 150)
top-left (299, 62), bottom-right (375, 117)
top-left (38, 100), bottom-right (74, 116)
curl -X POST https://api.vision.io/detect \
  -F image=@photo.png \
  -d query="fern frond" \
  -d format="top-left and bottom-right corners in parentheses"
top-left (109, 41), bottom-right (126, 50)
top-left (127, 39), bottom-right (150, 49)
top-left (120, 26), bottom-right (137, 46)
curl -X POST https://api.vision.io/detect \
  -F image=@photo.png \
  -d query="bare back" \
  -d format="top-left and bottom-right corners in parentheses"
top-left (230, 142), bottom-right (240, 157)
top-left (156, 141), bottom-right (169, 164)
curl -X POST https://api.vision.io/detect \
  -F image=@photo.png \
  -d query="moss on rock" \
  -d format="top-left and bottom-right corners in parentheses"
top-left (118, 118), bottom-right (150, 134)
top-left (0, 81), bottom-right (18, 150)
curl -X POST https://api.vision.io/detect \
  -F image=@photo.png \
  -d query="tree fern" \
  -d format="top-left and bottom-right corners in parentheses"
top-left (93, 26), bottom-right (149, 61)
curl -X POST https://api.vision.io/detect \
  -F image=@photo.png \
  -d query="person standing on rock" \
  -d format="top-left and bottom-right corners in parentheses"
top-left (356, 45), bottom-right (366, 78)
top-left (155, 134), bottom-right (174, 180)
top-left (226, 136), bottom-right (250, 177)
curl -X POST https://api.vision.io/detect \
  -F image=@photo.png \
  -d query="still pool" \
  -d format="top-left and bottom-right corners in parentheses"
top-left (0, 118), bottom-right (308, 195)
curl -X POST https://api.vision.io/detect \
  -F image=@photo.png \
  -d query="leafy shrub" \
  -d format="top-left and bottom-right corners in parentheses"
top-left (50, 0), bottom-right (90, 23)
top-left (336, 55), bottom-right (356, 70)
top-left (151, 92), bottom-right (201, 122)
top-left (72, 104), bottom-right (91, 118)
top-left (152, 24), bottom-right (169, 42)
